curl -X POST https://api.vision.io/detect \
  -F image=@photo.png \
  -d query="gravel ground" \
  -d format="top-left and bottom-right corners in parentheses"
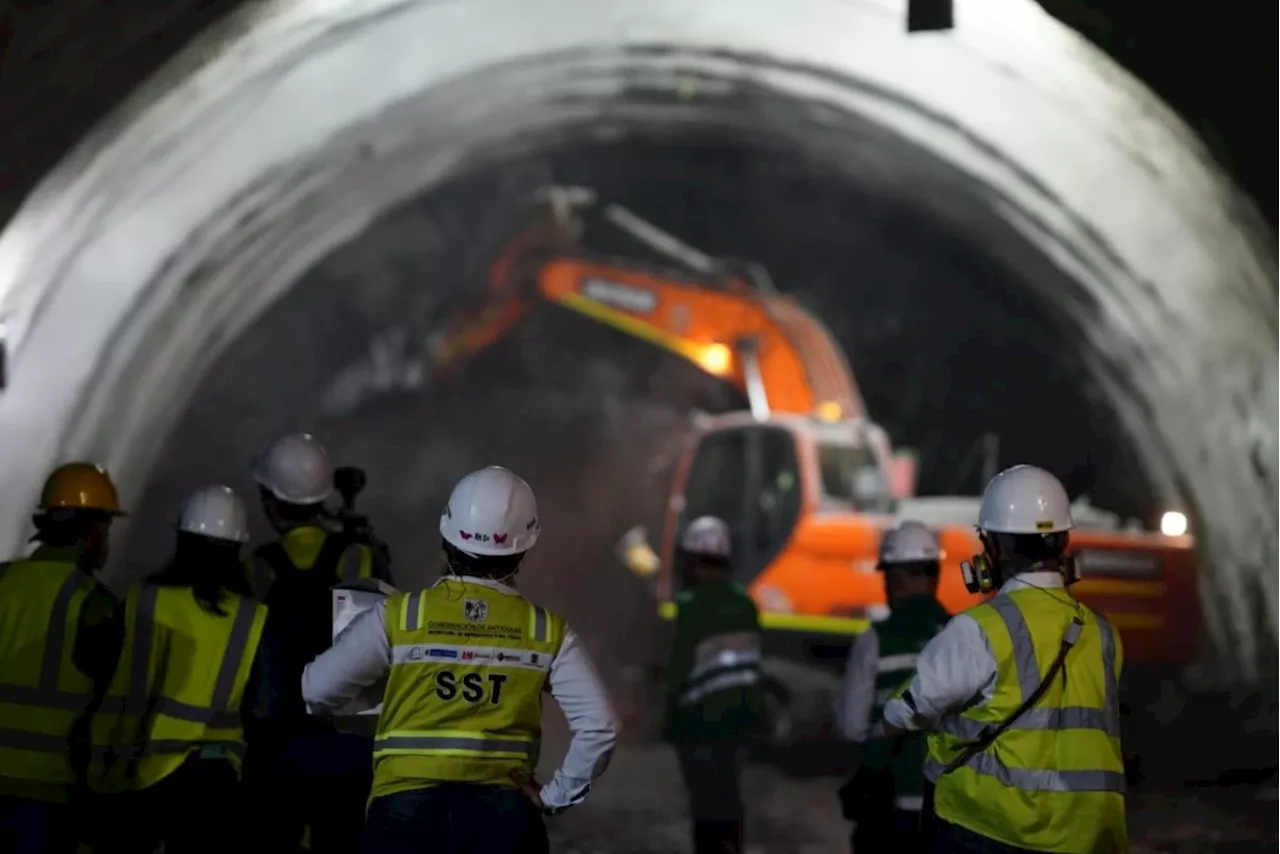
top-left (536, 739), bottom-right (1277, 854)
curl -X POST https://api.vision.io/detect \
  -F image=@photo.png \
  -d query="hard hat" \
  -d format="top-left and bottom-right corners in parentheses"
top-left (977, 465), bottom-right (1074, 535)
top-left (38, 462), bottom-right (125, 515)
top-left (252, 433), bottom-right (334, 505)
top-left (879, 520), bottom-right (941, 565)
top-left (679, 516), bottom-right (732, 558)
top-left (178, 485), bottom-right (251, 543)
top-left (440, 466), bottom-right (540, 557)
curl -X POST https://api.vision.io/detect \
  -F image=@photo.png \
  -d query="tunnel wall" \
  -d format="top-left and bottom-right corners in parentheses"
top-left (0, 0), bottom-right (1274, 676)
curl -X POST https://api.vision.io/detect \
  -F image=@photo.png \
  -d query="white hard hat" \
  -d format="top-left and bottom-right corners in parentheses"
top-left (879, 520), bottom-right (941, 565)
top-left (178, 485), bottom-right (251, 544)
top-left (680, 516), bottom-right (732, 558)
top-left (252, 433), bottom-right (334, 505)
top-left (977, 465), bottom-right (1074, 535)
top-left (440, 466), bottom-right (540, 557)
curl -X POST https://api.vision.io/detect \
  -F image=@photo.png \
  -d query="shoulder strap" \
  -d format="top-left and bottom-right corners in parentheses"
top-left (255, 541), bottom-right (297, 579)
top-left (941, 615), bottom-right (1085, 775)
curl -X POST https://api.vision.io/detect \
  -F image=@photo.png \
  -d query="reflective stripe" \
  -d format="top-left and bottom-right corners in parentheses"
top-left (687, 647), bottom-right (762, 683)
top-left (390, 643), bottom-right (550, 671)
top-left (678, 668), bottom-right (760, 706)
top-left (374, 735), bottom-right (539, 757)
top-left (1097, 616), bottom-right (1121, 738)
top-left (129, 586), bottom-right (160, 715)
top-left (40, 572), bottom-right (85, 690)
top-left (986, 596), bottom-right (1040, 700)
top-left (104, 739), bottom-right (246, 762)
top-left (876, 652), bottom-right (919, 674)
top-left (925, 753), bottom-right (1125, 793)
top-left (895, 794), bottom-right (924, 811)
top-left (128, 588), bottom-right (254, 727)
top-left (0, 728), bottom-right (70, 753)
top-left (936, 706), bottom-right (1113, 740)
top-left (403, 592), bottom-right (422, 632)
top-left (531, 606), bottom-right (548, 643)
top-left (0, 570), bottom-right (90, 717)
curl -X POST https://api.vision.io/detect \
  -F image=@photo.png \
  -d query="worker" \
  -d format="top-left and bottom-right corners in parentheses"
top-left (882, 465), bottom-right (1127, 854)
top-left (249, 431), bottom-right (389, 852)
top-left (301, 465), bottom-right (619, 853)
top-left (88, 485), bottom-right (272, 854)
top-left (662, 515), bottom-right (767, 854)
top-left (835, 519), bottom-right (950, 853)
top-left (0, 463), bottom-right (125, 854)
top-left (250, 432), bottom-right (392, 596)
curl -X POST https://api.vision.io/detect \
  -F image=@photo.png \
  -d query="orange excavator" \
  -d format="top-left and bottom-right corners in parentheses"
top-left (429, 188), bottom-right (1200, 708)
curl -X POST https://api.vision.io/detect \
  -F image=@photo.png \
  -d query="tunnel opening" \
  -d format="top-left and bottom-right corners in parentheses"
top-left (122, 129), bottom-right (1155, 727)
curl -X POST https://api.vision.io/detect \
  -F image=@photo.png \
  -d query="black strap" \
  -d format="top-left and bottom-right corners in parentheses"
top-left (941, 616), bottom-right (1085, 775)
top-left (257, 532), bottom-right (353, 587)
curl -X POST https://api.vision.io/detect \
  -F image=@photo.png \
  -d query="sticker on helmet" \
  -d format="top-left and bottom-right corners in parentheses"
top-left (463, 599), bottom-right (489, 623)
top-left (1035, 520), bottom-right (1055, 531)
top-left (494, 533), bottom-right (509, 545)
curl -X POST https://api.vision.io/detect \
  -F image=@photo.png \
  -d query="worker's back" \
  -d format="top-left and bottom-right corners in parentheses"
top-left (663, 577), bottom-right (767, 742)
top-left (0, 552), bottom-right (99, 802)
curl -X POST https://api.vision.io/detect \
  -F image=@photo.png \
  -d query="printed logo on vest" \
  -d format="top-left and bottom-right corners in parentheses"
top-left (428, 648), bottom-right (458, 659)
top-left (463, 598), bottom-right (489, 623)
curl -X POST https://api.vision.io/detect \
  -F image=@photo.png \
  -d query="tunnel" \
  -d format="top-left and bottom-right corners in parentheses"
top-left (0, 0), bottom-right (1274, 670)
top-left (0, 0), bottom-right (1276, 846)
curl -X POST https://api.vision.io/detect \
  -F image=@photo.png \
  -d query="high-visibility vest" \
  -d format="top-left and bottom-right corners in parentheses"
top-left (94, 584), bottom-right (267, 792)
top-left (252, 526), bottom-right (373, 589)
top-left (0, 554), bottom-right (97, 802)
top-left (924, 589), bottom-right (1127, 853)
top-left (373, 580), bottom-right (566, 801)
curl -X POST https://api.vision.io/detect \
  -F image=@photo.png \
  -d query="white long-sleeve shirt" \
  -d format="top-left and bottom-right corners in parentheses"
top-left (301, 576), bottom-right (619, 812)
top-left (835, 627), bottom-right (880, 742)
top-left (882, 572), bottom-right (1064, 732)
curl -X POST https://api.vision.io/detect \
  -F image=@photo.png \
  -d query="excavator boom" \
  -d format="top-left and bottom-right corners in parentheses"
top-left (429, 190), bottom-right (866, 423)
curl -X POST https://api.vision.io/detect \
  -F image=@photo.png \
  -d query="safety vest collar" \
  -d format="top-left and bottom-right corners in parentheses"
top-left (26, 546), bottom-right (85, 567)
top-left (430, 574), bottom-right (521, 596)
top-left (997, 571), bottom-right (1064, 595)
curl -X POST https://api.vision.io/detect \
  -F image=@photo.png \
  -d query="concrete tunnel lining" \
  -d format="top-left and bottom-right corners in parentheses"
top-left (0, 0), bottom-right (1273, 674)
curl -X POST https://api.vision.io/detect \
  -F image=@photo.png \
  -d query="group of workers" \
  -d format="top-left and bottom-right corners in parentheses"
top-left (664, 464), bottom-right (1128, 854)
top-left (0, 433), bottom-right (620, 854)
top-left (0, 431), bottom-right (1127, 854)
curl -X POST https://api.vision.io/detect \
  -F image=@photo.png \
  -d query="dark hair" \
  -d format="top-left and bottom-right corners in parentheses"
top-left (31, 509), bottom-right (111, 547)
top-left (259, 486), bottom-right (326, 525)
top-left (678, 550), bottom-right (733, 575)
top-left (993, 531), bottom-right (1069, 572)
top-left (882, 559), bottom-right (941, 579)
top-left (442, 540), bottom-right (525, 579)
top-left (150, 531), bottom-right (252, 616)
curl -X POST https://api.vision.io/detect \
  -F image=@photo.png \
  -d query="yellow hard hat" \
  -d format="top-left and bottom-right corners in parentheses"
top-left (38, 462), bottom-right (125, 516)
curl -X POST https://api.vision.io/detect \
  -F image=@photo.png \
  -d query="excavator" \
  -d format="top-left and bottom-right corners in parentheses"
top-left (428, 187), bottom-right (1200, 742)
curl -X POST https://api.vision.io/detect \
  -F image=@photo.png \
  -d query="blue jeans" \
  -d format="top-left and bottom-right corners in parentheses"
top-left (361, 783), bottom-right (547, 854)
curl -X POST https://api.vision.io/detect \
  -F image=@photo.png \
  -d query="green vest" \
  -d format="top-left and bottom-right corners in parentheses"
top-left (863, 595), bottom-right (950, 807)
top-left (662, 578), bottom-right (766, 742)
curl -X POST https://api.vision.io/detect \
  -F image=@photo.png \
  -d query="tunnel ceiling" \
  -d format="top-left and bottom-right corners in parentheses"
top-left (0, 0), bottom-right (1274, 677)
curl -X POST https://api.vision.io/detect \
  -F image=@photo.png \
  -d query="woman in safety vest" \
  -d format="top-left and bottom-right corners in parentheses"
top-left (302, 465), bottom-right (619, 854)
top-left (90, 485), bottom-right (272, 854)
top-left (882, 465), bottom-right (1127, 854)
top-left (837, 519), bottom-right (951, 853)
top-left (0, 462), bottom-right (125, 854)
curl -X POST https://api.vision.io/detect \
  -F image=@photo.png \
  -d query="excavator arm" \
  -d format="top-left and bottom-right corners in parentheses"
top-left (427, 187), bottom-right (868, 421)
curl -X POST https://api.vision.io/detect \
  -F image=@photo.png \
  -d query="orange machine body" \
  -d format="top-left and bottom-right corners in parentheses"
top-left (433, 197), bottom-right (1200, 668)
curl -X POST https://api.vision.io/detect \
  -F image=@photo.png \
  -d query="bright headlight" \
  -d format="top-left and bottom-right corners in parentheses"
top-left (1160, 511), bottom-right (1188, 537)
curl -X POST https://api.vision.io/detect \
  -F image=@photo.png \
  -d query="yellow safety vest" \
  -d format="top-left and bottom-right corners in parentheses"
top-left (0, 552), bottom-right (97, 802)
top-left (924, 589), bottom-right (1127, 853)
top-left (93, 584), bottom-right (267, 792)
top-left (373, 579), bottom-right (566, 801)
top-left (249, 526), bottom-right (373, 594)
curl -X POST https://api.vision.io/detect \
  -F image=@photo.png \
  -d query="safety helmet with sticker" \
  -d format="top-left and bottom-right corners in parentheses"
top-left (977, 464), bottom-right (1073, 535)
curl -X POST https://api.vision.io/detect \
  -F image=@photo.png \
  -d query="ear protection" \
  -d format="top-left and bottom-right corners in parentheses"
top-left (960, 553), bottom-right (998, 595)
top-left (1062, 553), bottom-right (1081, 586)
top-left (961, 531), bottom-right (1002, 595)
